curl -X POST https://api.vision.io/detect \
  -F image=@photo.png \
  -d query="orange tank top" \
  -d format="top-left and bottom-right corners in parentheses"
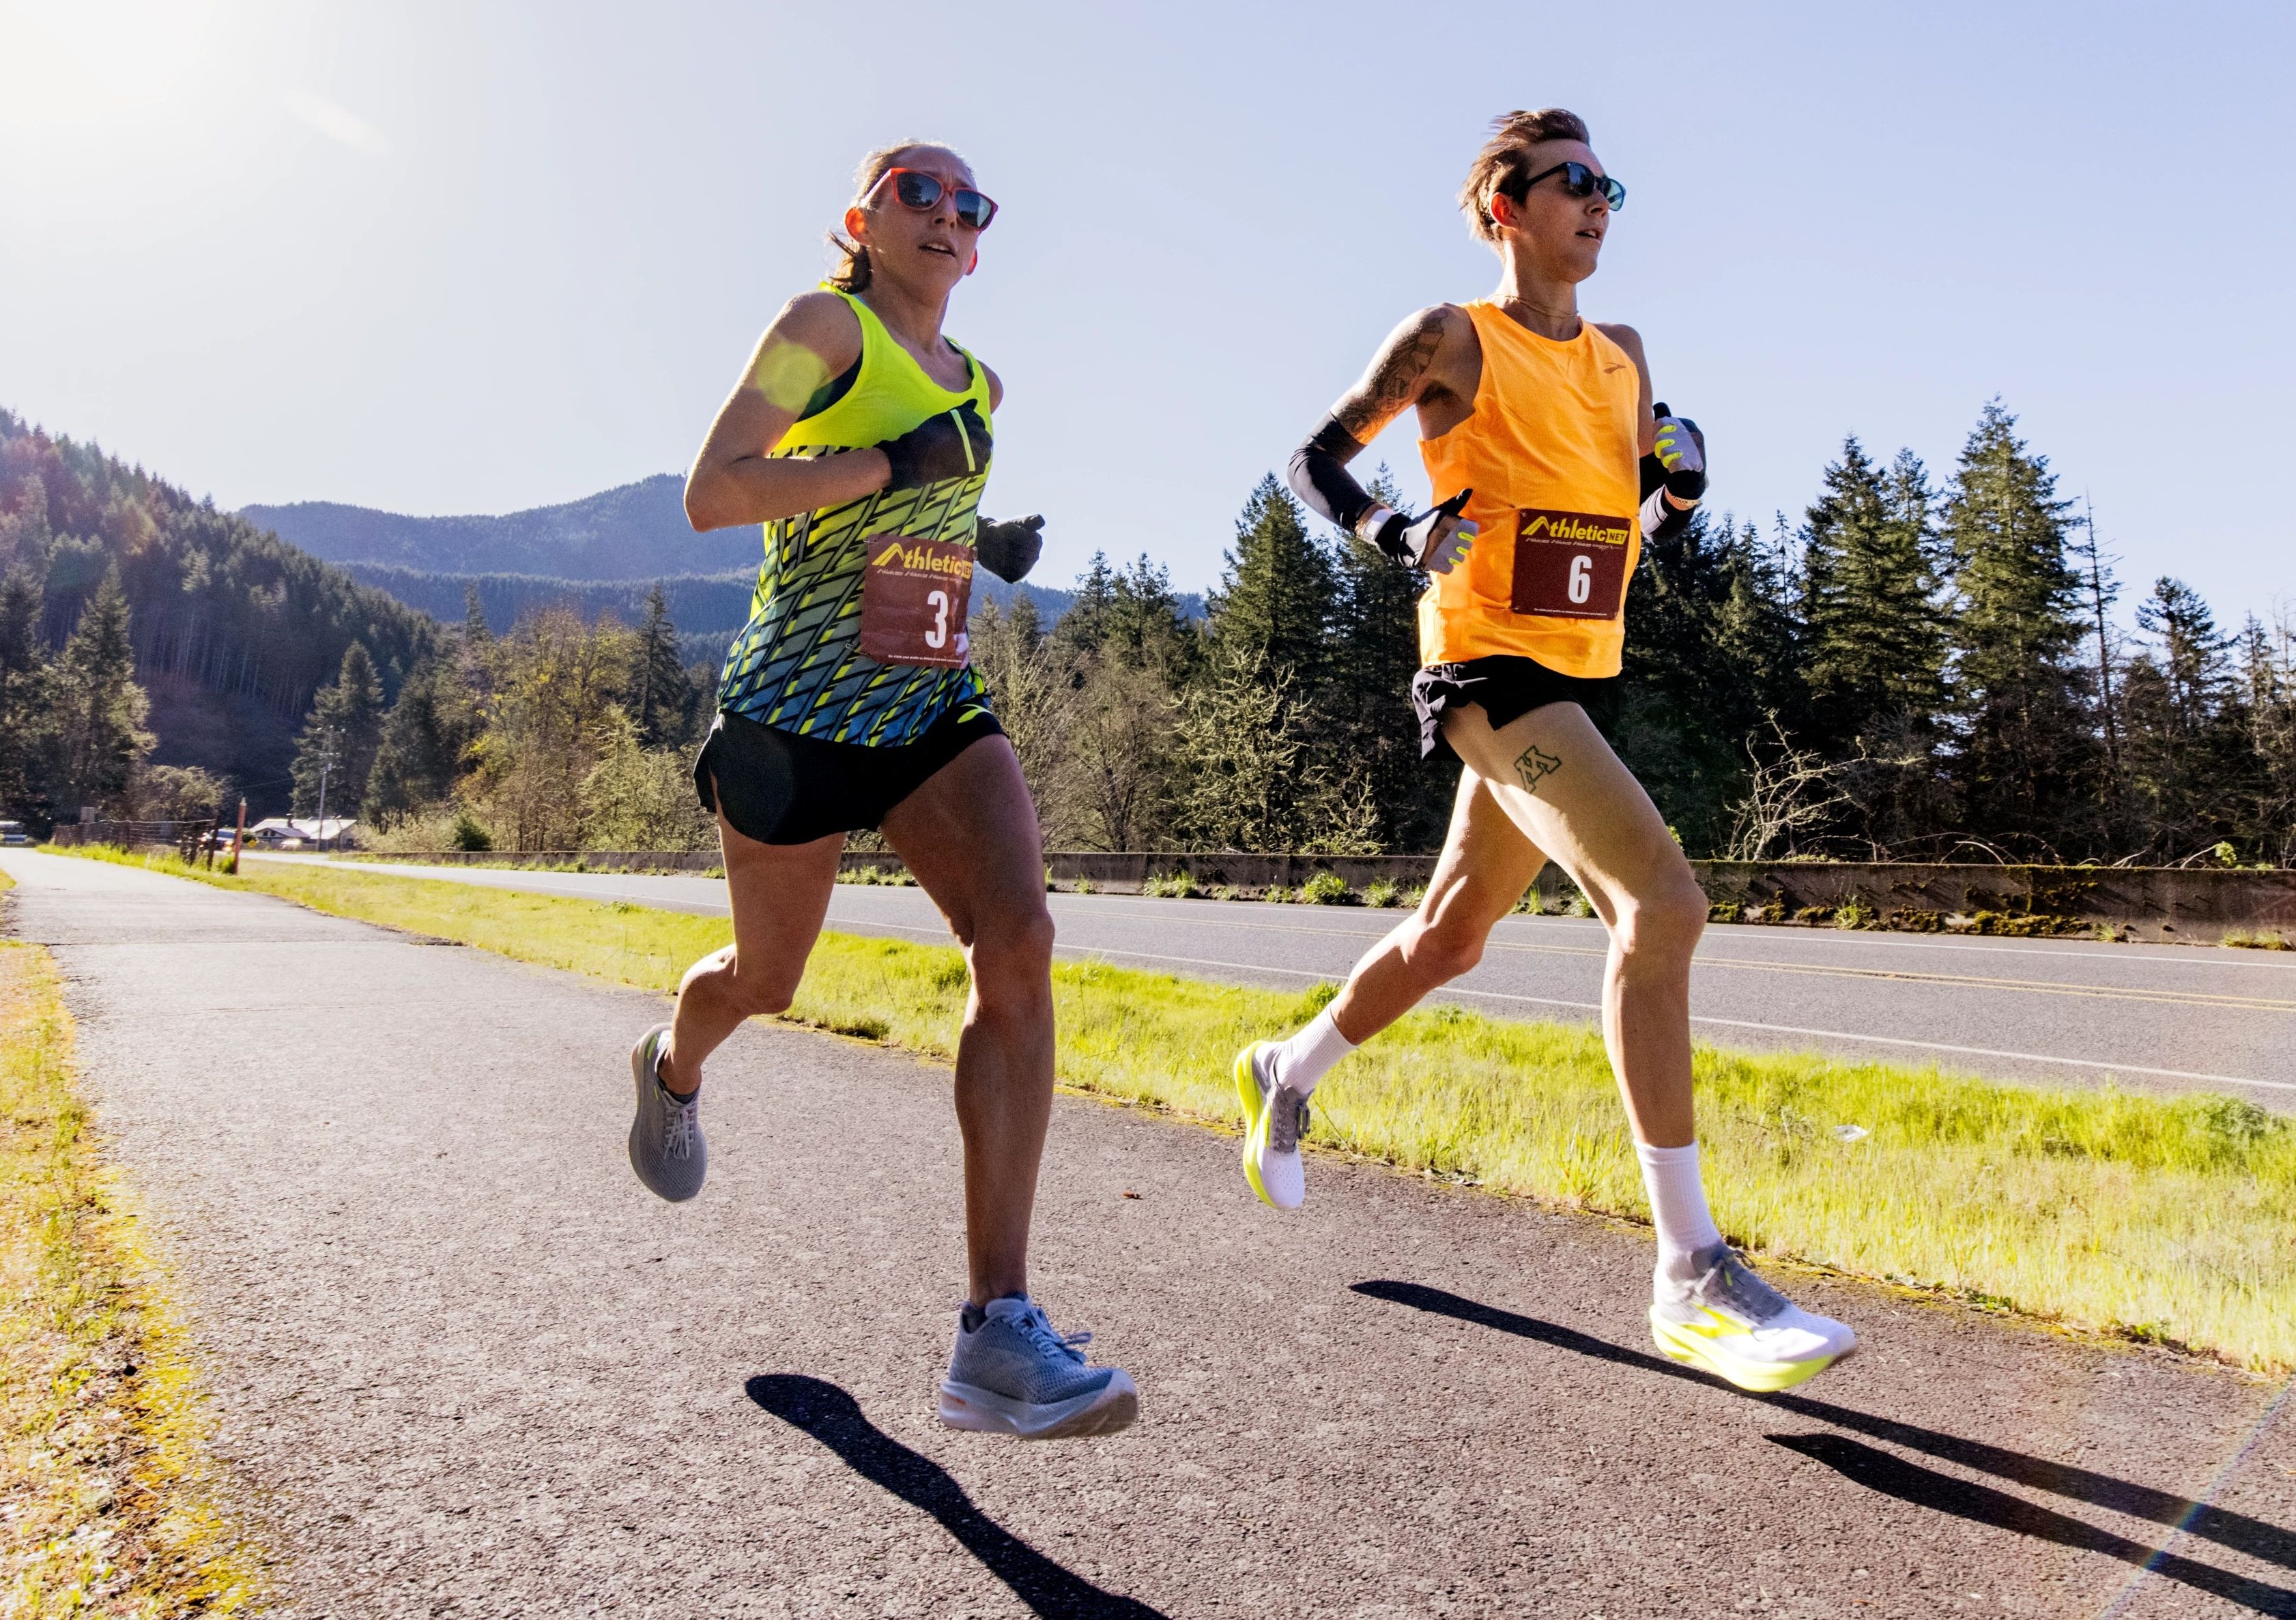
top-left (1417, 302), bottom-right (1642, 678)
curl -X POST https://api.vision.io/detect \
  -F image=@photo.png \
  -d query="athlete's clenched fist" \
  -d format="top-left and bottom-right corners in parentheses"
top-left (1368, 487), bottom-right (1478, 575)
top-left (1653, 414), bottom-right (1706, 503)
top-left (974, 514), bottom-right (1044, 583)
top-left (878, 402), bottom-right (992, 491)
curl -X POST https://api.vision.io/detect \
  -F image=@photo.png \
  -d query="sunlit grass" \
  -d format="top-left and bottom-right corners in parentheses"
top-left (51, 845), bottom-right (2296, 1372)
top-left (0, 868), bottom-right (263, 1615)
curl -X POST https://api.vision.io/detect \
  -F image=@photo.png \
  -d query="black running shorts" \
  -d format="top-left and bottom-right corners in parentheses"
top-left (692, 704), bottom-right (1005, 846)
top-left (1410, 655), bottom-right (1621, 762)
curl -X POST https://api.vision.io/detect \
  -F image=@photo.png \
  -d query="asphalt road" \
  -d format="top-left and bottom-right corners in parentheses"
top-left (261, 855), bottom-right (2296, 1107)
top-left (8, 845), bottom-right (2295, 1617)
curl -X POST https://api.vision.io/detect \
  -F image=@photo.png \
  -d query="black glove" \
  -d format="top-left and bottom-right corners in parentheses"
top-left (975, 515), bottom-right (1044, 583)
top-left (878, 402), bottom-right (992, 491)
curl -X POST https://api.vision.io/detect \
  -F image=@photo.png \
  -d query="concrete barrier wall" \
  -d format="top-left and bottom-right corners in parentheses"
top-left (345, 848), bottom-right (2295, 943)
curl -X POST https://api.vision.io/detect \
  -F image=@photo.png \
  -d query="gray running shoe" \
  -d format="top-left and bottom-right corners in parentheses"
top-left (628, 1023), bottom-right (705, 1202)
top-left (1235, 1041), bottom-right (1308, 1210)
top-left (1650, 1242), bottom-right (1856, 1392)
top-left (938, 1296), bottom-right (1138, 1439)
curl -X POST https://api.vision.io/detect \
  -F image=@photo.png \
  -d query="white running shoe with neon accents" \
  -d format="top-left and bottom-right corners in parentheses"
top-left (1233, 1041), bottom-right (1308, 1211)
top-left (1650, 1244), bottom-right (1855, 1392)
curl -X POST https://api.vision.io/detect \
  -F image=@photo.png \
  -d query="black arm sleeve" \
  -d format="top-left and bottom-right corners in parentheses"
top-left (1287, 417), bottom-right (1378, 535)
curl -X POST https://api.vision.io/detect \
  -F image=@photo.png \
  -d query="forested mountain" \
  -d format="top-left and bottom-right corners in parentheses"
top-left (244, 474), bottom-right (755, 579)
top-left (336, 560), bottom-right (1095, 642)
top-left (0, 409), bottom-right (441, 811)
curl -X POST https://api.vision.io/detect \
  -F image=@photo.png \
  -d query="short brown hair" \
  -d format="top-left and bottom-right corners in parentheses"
top-left (827, 139), bottom-right (968, 293)
top-left (1457, 109), bottom-right (1592, 242)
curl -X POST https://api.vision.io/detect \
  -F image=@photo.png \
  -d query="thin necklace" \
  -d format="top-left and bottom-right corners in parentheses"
top-left (1499, 293), bottom-right (1579, 326)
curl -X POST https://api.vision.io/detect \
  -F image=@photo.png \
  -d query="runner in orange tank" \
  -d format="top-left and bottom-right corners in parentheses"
top-left (1233, 110), bottom-right (1857, 1394)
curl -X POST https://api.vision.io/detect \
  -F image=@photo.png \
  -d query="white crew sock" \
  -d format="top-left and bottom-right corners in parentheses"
top-left (1267, 1007), bottom-right (1355, 1097)
top-left (1635, 1140), bottom-right (1725, 1282)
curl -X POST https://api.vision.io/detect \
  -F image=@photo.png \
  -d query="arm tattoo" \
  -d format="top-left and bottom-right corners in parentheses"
top-left (1333, 307), bottom-right (1448, 442)
top-left (1514, 742), bottom-right (1562, 795)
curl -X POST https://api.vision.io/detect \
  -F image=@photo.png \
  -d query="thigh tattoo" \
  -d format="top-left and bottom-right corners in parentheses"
top-left (1513, 742), bottom-right (1562, 794)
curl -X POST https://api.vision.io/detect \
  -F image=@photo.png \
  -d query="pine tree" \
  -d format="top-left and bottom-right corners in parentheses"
top-left (1799, 440), bottom-right (1948, 751)
top-left (1942, 403), bottom-right (2096, 854)
top-left (1324, 467), bottom-right (1448, 851)
top-left (1204, 476), bottom-right (1337, 682)
top-left (629, 582), bottom-right (696, 749)
top-left (1050, 552), bottom-right (1118, 665)
top-left (291, 643), bottom-right (386, 818)
top-left (0, 568), bottom-right (58, 822)
top-left (366, 659), bottom-right (478, 821)
top-left (2121, 578), bottom-right (2247, 857)
top-left (53, 567), bottom-right (154, 815)
top-left (1618, 510), bottom-right (1805, 854)
top-left (2235, 613), bottom-right (2296, 864)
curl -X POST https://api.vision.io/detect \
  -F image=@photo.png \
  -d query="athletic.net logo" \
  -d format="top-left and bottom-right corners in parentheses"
top-left (1511, 506), bottom-right (1630, 621)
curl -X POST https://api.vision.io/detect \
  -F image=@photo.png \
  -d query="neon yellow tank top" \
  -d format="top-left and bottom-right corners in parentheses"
top-left (715, 287), bottom-right (996, 745)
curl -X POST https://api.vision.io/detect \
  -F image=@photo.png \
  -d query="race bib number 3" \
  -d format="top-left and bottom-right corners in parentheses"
top-left (859, 533), bottom-right (975, 669)
top-left (1510, 508), bottom-right (1631, 621)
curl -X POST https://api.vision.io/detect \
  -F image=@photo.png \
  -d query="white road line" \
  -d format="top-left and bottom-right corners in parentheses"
top-left (284, 863), bottom-right (2291, 1093)
top-left (1039, 889), bottom-right (2296, 972)
top-left (1052, 942), bottom-right (2292, 1095)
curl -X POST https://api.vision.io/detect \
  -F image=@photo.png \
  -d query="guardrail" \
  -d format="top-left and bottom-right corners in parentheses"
top-left (334, 849), bottom-right (2295, 944)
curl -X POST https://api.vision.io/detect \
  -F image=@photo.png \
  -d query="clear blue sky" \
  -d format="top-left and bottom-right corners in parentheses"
top-left (3, 1), bottom-right (2290, 624)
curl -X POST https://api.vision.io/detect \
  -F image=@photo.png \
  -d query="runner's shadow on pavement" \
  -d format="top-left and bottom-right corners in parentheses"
top-left (1353, 1279), bottom-right (2296, 1609)
top-left (745, 1375), bottom-right (1167, 1620)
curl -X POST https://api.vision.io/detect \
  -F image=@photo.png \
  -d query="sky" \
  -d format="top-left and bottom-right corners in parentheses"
top-left (2, 0), bottom-right (2291, 625)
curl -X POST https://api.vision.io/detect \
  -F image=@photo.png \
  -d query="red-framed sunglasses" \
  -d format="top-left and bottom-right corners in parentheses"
top-left (870, 167), bottom-right (999, 231)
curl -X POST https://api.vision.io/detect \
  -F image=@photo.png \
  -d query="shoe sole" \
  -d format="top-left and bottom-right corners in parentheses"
top-left (937, 1370), bottom-right (1139, 1439)
top-left (1233, 1042), bottom-right (1285, 1210)
top-left (628, 1024), bottom-right (702, 1203)
top-left (1649, 1310), bottom-right (1853, 1393)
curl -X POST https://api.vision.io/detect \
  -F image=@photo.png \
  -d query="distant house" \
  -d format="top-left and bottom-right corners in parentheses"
top-left (246, 817), bottom-right (357, 850)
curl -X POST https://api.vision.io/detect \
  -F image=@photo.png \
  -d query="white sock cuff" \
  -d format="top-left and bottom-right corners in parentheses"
top-left (1272, 1005), bottom-right (1355, 1096)
top-left (1635, 1139), bottom-right (1724, 1262)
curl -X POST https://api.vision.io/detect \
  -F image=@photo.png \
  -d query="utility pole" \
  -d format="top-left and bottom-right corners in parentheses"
top-left (230, 796), bottom-right (246, 874)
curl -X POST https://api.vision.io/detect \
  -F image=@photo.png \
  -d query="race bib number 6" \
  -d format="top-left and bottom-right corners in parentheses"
top-left (1510, 508), bottom-right (1631, 621)
top-left (859, 533), bottom-right (975, 669)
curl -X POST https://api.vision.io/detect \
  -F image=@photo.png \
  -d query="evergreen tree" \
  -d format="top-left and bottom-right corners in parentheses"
top-left (366, 659), bottom-right (478, 821)
top-left (1100, 555), bottom-right (1197, 682)
top-left (1942, 403), bottom-right (2096, 854)
top-left (1050, 552), bottom-right (1119, 663)
top-left (2121, 578), bottom-right (2247, 856)
top-left (0, 568), bottom-right (58, 822)
top-left (629, 582), bottom-right (696, 749)
top-left (52, 567), bottom-right (153, 815)
top-left (1619, 511), bottom-right (1803, 853)
top-left (291, 643), bottom-right (386, 818)
top-left (2236, 613), bottom-right (2296, 864)
top-left (1325, 467), bottom-right (1450, 851)
top-left (1799, 440), bottom-right (1948, 750)
top-left (1204, 476), bottom-right (1337, 682)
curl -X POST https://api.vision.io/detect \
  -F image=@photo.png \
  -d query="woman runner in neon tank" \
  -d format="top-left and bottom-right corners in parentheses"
top-left (622, 141), bottom-right (1135, 1440)
top-left (1237, 111), bottom-right (1856, 1395)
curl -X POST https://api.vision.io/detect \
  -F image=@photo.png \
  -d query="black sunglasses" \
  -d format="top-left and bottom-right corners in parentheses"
top-left (874, 167), bottom-right (999, 231)
top-left (1510, 160), bottom-right (1625, 213)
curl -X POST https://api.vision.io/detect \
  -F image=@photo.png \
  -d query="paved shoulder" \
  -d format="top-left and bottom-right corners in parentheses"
top-left (6, 849), bottom-right (2292, 1617)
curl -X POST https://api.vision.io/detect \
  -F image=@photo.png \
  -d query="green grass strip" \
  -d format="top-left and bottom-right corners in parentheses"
top-left (51, 845), bottom-right (2296, 1372)
top-left (0, 866), bottom-right (264, 1613)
